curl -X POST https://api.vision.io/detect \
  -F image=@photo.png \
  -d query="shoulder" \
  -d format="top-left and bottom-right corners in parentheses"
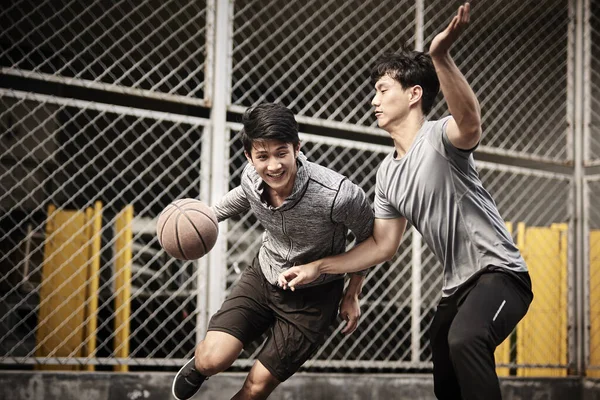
top-left (376, 152), bottom-right (396, 181)
top-left (422, 116), bottom-right (457, 157)
top-left (306, 161), bottom-right (346, 191)
top-left (241, 163), bottom-right (258, 188)
top-left (423, 116), bottom-right (452, 139)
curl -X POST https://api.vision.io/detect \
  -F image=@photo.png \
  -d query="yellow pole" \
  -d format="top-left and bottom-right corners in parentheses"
top-left (114, 205), bottom-right (133, 372)
top-left (84, 201), bottom-right (102, 371)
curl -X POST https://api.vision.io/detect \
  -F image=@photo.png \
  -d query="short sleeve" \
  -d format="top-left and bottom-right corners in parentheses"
top-left (373, 163), bottom-right (402, 219)
top-left (439, 116), bottom-right (478, 160)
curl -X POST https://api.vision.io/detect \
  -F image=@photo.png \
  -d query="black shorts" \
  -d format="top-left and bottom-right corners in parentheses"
top-left (207, 258), bottom-right (344, 381)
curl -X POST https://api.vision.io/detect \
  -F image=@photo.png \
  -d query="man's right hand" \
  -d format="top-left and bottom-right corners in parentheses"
top-left (278, 262), bottom-right (322, 291)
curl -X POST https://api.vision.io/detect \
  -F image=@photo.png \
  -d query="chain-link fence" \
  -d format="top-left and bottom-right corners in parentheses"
top-left (590, 0), bottom-right (600, 163)
top-left (0, 0), bottom-right (596, 378)
top-left (587, 176), bottom-right (600, 377)
top-left (0, 91), bottom-right (210, 368)
top-left (0, 0), bottom-right (208, 103)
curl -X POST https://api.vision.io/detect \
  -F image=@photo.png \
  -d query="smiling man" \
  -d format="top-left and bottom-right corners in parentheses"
top-left (279, 4), bottom-right (533, 400)
top-left (172, 103), bottom-right (374, 400)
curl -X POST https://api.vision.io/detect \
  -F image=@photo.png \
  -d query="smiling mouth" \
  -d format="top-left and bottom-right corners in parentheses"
top-left (267, 171), bottom-right (284, 178)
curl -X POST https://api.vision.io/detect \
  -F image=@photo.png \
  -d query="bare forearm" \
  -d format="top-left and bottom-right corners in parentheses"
top-left (318, 236), bottom-right (393, 275)
top-left (345, 274), bottom-right (365, 299)
top-left (432, 54), bottom-right (481, 132)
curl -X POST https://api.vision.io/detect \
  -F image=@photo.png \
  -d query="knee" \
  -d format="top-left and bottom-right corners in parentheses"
top-left (194, 342), bottom-right (232, 376)
top-left (241, 374), bottom-right (279, 399)
top-left (447, 327), bottom-right (490, 357)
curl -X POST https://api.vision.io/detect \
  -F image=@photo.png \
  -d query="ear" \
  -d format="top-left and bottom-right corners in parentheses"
top-left (244, 151), bottom-right (253, 164)
top-left (295, 142), bottom-right (301, 157)
top-left (409, 85), bottom-right (423, 108)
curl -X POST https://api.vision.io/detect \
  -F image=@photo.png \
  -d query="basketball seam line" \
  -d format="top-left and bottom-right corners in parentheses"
top-left (184, 209), bottom-right (219, 231)
top-left (158, 205), bottom-right (179, 247)
top-left (174, 213), bottom-right (188, 260)
top-left (173, 204), bottom-right (208, 258)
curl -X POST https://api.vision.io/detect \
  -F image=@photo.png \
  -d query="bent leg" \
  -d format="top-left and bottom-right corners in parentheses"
top-left (194, 331), bottom-right (243, 376)
top-left (198, 260), bottom-right (274, 376)
top-left (258, 278), bottom-right (344, 382)
top-left (429, 297), bottom-right (462, 400)
top-left (448, 272), bottom-right (532, 400)
top-left (231, 360), bottom-right (281, 400)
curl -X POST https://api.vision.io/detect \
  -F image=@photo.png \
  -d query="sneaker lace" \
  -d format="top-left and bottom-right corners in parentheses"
top-left (181, 365), bottom-right (207, 383)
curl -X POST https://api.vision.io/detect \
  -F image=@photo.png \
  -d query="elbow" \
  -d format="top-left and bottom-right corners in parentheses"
top-left (462, 117), bottom-right (482, 137)
top-left (461, 125), bottom-right (482, 149)
top-left (380, 246), bottom-right (397, 263)
top-left (371, 236), bottom-right (398, 263)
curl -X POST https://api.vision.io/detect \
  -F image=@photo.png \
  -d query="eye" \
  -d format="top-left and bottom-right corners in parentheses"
top-left (279, 152), bottom-right (288, 158)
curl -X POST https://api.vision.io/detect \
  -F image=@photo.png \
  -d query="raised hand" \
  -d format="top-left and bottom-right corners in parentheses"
top-left (429, 2), bottom-right (471, 58)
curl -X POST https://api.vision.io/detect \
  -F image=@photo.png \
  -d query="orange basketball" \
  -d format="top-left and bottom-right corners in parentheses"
top-left (156, 199), bottom-right (219, 260)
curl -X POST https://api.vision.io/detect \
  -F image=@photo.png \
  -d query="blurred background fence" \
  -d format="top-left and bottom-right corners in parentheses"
top-left (0, 0), bottom-right (598, 378)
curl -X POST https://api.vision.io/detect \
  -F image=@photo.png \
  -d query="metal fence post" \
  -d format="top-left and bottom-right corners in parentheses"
top-left (206, 0), bottom-right (233, 324)
top-left (571, 0), bottom-right (586, 376)
top-left (411, 230), bottom-right (422, 363)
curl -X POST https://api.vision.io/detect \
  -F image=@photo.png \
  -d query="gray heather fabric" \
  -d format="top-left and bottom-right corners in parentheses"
top-left (374, 117), bottom-right (527, 297)
top-left (213, 153), bottom-right (374, 288)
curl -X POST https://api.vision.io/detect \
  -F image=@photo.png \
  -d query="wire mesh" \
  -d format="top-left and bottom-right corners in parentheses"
top-left (0, 91), bottom-right (208, 367)
top-left (231, 0), bottom-right (415, 125)
top-left (231, 0), bottom-right (569, 161)
top-left (0, 0), bottom-right (208, 100)
top-left (426, 0), bottom-right (570, 161)
top-left (588, 177), bottom-right (600, 374)
top-left (590, 0), bottom-right (600, 162)
top-left (0, 0), bottom-right (588, 376)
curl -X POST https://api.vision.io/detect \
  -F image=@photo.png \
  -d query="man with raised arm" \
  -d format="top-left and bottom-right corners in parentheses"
top-left (279, 4), bottom-right (533, 400)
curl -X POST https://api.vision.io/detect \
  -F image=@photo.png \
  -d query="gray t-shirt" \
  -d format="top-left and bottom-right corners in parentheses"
top-left (213, 153), bottom-right (374, 287)
top-left (374, 117), bottom-right (527, 297)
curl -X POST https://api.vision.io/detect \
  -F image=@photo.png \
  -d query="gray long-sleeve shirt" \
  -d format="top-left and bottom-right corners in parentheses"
top-left (213, 153), bottom-right (374, 287)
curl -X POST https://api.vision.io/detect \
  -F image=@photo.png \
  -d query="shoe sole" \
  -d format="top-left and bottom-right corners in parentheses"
top-left (172, 357), bottom-right (198, 400)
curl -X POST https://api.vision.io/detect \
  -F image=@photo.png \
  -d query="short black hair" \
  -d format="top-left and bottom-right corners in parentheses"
top-left (241, 103), bottom-right (300, 156)
top-left (371, 48), bottom-right (440, 115)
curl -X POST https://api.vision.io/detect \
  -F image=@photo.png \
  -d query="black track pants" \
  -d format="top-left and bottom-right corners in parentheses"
top-left (429, 271), bottom-right (533, 400)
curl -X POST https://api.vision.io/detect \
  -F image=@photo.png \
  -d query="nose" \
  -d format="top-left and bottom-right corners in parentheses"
top-left (371, 93), bottom-right (380, 107)
top-left (268, 159), bottom-right (281, 171)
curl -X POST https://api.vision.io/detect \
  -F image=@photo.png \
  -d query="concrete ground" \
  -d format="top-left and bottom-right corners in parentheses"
top-left (1, 371), bottom-right (599, 400)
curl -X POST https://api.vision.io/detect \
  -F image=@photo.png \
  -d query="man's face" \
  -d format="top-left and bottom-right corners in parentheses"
top-left (246, 140), bottom-right (299, 192)
top-left (372, 74), bottom-right (411, 130)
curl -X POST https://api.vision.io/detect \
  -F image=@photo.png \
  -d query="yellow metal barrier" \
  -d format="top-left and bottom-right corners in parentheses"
top-left (36, 203), bottom-right (102, 370)
top-left (589, 230), bottom-right (600, 378)
top-left (114, 205), bottom-right (134, 372)
top-left (516, 223), bottom-right (568, 377)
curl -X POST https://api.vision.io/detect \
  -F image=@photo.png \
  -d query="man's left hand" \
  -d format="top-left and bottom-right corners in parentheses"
top-left (429, 2), bottom-right (471, 58)
top-left (339, 294), bottom-right (361, 335)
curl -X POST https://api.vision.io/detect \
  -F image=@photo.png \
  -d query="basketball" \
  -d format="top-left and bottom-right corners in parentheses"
top-left (156, 198), bottom-right (219, 260)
